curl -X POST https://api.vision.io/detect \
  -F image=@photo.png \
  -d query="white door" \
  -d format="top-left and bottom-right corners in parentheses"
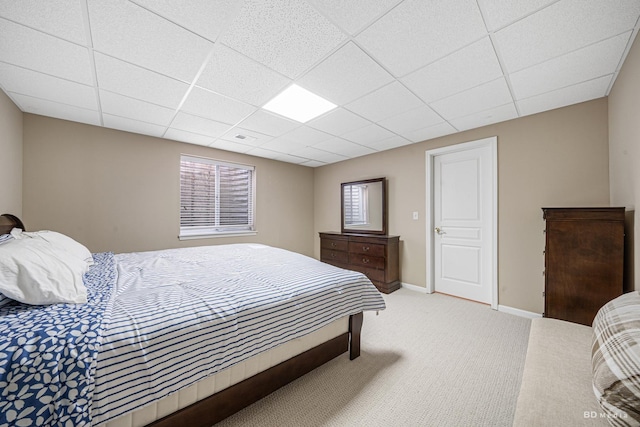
top-left (427, 138), bottom-right (496, 306)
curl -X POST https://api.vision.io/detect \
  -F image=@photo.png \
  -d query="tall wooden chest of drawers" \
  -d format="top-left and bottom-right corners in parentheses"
top-left (319, 232), bottom-right (400, 294)
top-left (543, 207), bottom-right (624, 326)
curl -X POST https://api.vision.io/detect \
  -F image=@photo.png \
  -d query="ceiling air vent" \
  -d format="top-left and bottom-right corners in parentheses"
top-left (233, 134), bottom-right (257, 143)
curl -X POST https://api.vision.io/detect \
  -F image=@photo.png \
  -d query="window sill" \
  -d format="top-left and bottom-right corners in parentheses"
top-left (178, 230), bottom-right (257, 241)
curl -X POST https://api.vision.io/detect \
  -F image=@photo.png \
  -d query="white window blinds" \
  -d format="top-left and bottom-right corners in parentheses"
top-left (180, 155), bottom-right (255, 238)
top-left (344, 184), bottom-right (369, 225)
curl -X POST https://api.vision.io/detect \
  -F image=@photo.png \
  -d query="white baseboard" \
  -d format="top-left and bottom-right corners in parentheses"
top-left (401, 282), bottom-right (430, 293)
top-left (498, 305), bottom-right (542, 319)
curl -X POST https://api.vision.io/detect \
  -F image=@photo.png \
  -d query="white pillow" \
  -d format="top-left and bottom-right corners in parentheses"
top-left (13, 229), bottom-right (94, 266)
top-left (0, 238), bottom-right (88, 305)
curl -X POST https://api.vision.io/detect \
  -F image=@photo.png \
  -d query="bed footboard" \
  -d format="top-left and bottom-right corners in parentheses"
top-left (149, 312), bottom-right (364, 427)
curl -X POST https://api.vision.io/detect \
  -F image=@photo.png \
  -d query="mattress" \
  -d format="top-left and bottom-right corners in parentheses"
top-left (92, 243), bottom-right (385, 425)
top-left (102, 316), bottom-right (349, 427)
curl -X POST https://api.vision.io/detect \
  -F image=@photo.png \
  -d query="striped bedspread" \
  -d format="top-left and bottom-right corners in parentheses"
top-left (91, 243), bottom-right (385, 424)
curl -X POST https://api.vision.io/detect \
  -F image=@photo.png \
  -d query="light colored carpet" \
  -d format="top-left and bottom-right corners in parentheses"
top-left (216, 288), bottom-right (531, 427)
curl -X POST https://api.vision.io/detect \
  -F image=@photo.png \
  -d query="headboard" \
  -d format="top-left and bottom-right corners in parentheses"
top-left (0, 214), bottom-right (25, 234)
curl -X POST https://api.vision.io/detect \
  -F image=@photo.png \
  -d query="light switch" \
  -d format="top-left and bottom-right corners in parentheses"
top-left (412, 211), bottom-right (419, 220)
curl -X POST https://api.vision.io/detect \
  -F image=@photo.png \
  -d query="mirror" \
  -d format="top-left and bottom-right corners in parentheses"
top-left (342, 177), bottom-right (387, 235)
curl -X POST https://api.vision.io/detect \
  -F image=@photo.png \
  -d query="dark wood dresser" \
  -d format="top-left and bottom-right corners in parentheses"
top-left (319, 232), bottom-right (400, 294)
top-left (543, 207), bottom-right (624, 326)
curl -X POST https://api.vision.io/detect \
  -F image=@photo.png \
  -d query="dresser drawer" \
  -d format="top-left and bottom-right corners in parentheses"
top-left (319, 232), bottom-right (400, 294)
top-left (349, 254), bottom-right (385, 269)
top-left (321, 238), bottom-right (348, 252)
top-left (321, 248), bottom-right (349, 265)
top-left (348, 241), bottom-right (385, 257)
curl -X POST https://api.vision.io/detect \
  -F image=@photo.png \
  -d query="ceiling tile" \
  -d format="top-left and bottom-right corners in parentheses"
top-left (273, 153), bottom-right (309, 164)
top-left (312, 137), bottom-right (375, 157)
top-left (209, 139), bottom-right (253, 154)
top-left (164, 128), bottom-right (213, 146)
top-left (236, 110), bottom-right (300, 137)
top-left (130, 0), bottom-right (243, 43)
top-left (94, 53), bottom-right (189, 109)
top-left (341, 123), bottom-right (395, 145)
top-left (297, 42), bottom-right (394, 105)
top-left (170, 111), bottom-right (232, 138)
top-left (0, 18), bottom-right (93, 85)
top-left (259, 137), bottom-right (309, 154)
top-left (430, 78), bottom-right (513, 120)
top-left (449, 103), bottom-right (518, 131)
top-left (181, 87), bottom-right (256, 124)
top-left (220, 0), bottom-right (347, 79)
top-left (345, 81), bottom-right (425, 122)
top-left (494, 0), bottom-right (640, 73)
top-left (103, 114), bottom-right (166, 137)
top-left (99, 90), bottom-right (175, 126)
top-left (288, 146), bottom-right (349, 163)
top-left (361, 135), bottom-right (413, 151)
top-left (476, 0), bottom-right (557, 31)
top-left (0, 0), bottom-right (86, 44)
top-left (279, 125), bottom-right (333, 145)
top-left (517, 75), bottom-right (611, 117)
top-left (11, 93), bottom-right (100, 126)
top-left (300, 160), bottom-right (326, 167)
top-left (307, 0), bottom-right (402, 35)
top-left (378, 105), bottom-right (443, 134)
top-left (221, 127), bottom-right (273, 146)
top-left (88, 0), bottom-right (214, 82)
top-left (356, 0), bottom-right (487, 76)
top-left (404, 122), bottom-right (457, 143)
top-left (401, 37), bottom-right (504, 104)
top-left (510, 32), bottom-right (631, 100)
top-left (0, 62), bottom-right (97, 110)
top-left (307, 108), bottom-right (372, 136)
top-left (196, 44), bottom-right (291, 106)
top-left (245, 147), bottom-right (282, 160)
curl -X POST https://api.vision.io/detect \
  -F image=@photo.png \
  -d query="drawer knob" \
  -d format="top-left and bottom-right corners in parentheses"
top-left (331, 242), bottom-right (336, 247)
top-left (363, 246), bottom-right (370, 251)
top-left (362, 257), bottom-right (369, 264)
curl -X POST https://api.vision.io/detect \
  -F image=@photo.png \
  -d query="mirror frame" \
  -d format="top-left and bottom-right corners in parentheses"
top-left (341, 177), bottom-right (387, 235)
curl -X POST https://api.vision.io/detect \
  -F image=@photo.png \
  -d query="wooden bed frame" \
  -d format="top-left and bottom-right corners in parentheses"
top-left (0, 214), bottom-right (367, 426)
top-left (0, 213), bottom-right (24, 234)
top-left (150, 312), bottom-right (363, 427)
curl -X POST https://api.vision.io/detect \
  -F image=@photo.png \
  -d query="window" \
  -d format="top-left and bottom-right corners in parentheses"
top-left (344, 184), bottom-right (369, 226)
top-left (179, 155), bottom-right (256, 239)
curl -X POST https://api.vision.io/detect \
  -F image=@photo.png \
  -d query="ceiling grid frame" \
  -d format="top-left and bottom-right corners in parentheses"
top-left (0, 0), bottom-right (637, 166)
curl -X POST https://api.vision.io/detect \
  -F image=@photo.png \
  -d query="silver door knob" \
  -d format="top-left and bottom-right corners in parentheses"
top-left (435, 227), bottom-right (442, 234)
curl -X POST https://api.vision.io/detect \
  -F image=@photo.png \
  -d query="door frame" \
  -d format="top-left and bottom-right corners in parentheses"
top-left (425, 136), bottom-right (498, 309)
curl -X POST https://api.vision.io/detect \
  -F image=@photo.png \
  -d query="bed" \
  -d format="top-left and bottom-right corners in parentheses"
top-left (0, 214), bottom-right (386, 426)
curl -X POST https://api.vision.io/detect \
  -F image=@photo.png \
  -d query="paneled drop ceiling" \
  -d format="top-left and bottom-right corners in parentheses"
top-left (1, 0), bottom-right (639, 167)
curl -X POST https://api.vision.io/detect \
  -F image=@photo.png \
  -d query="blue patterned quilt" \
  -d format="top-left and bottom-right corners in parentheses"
top-left (0, 252), bottom-right (115, 427)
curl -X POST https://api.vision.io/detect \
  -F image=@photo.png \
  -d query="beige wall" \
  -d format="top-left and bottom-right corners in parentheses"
top-left (314, 98), bottom-right (610, 314)
top-left (0, 91), bottom-right (22, 216)
top-left (22, 114), bottom-right (315, 256)
top-left (18, 94), bottom-right (613, 314)
top-left (609, 34), bottom-right (640, 290)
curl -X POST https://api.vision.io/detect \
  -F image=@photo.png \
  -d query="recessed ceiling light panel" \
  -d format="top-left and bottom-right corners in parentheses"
top-left (262, 84), bottom-right (336, 123)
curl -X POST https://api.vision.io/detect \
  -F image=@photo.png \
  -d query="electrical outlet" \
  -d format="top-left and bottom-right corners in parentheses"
top-left (412, 211), bottom-right (419, 220)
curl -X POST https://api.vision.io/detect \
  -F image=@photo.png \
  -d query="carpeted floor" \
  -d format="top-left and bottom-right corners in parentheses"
top-left (216, 288), bottom-right (532, 427)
